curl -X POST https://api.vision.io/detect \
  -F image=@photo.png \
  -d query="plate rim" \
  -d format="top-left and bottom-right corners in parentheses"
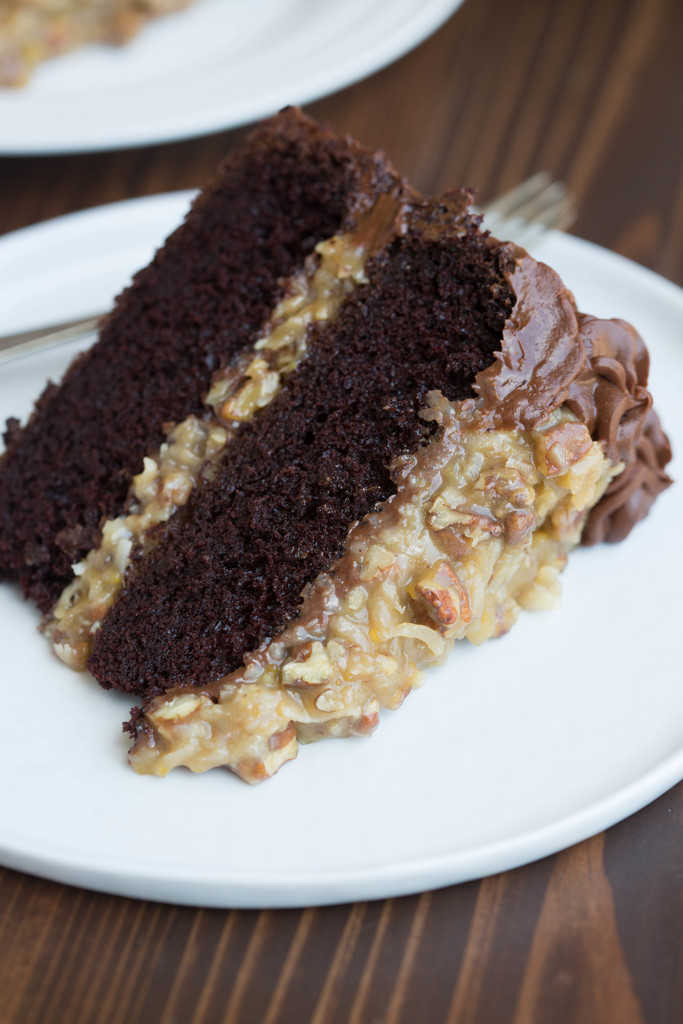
top-left (1, 747), bottom-right (681, 908)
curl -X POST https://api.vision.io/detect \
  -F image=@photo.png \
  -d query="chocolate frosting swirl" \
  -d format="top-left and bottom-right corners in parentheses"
top-left (582, 407), bottom-right (672, 543)
top-left (474, 245), bottom-right (672, 542)
top-left (475, 245), bottom-right (584, 428)
top-left (565, 315), bottom-right (672, 542)
top-left (564, 315), bottom-right (651, 463)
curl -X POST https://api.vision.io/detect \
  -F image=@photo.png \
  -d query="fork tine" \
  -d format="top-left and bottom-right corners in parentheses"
top-left (488, 194), bottom-right (576, 249)
top-left (509, 182), bottom-right (570, 224)
top-left (480, 170), bottom-right (576, 250)
top-left (480, 172), bottom-right (552, 219)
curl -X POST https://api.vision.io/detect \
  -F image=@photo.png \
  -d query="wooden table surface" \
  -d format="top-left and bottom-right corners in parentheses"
top-left (1, 0), bottom-right (681, 1021)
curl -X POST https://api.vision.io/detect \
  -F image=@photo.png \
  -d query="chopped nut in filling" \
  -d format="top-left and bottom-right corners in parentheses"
top-left (130, 391), bottom-right (622, 783)
top-left (45, 203), bottom-right (388, 669)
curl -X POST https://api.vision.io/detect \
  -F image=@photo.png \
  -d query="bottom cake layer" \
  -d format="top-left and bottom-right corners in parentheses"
top-left (129, 391), bottom-right (619, 783)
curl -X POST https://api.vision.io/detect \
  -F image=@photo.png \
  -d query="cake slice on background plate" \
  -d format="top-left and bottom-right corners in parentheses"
top-left (1, 0), bottom-right (197, 87)
top-left (0, 111), bottom-right (671, 783)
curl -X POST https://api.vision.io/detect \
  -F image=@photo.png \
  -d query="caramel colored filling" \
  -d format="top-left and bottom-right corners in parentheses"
top-left (130, 392), bottom-right (621, 783)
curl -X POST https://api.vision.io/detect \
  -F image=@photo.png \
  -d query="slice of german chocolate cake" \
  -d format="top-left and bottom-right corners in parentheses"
top-left (0, 110), bottom-right (671, 783)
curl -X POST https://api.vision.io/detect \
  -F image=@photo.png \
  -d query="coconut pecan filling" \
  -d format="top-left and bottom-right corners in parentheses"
top-left (129, 391), bottom-right (621, 783)
top-left (43, 202), bottom-right (390, 669)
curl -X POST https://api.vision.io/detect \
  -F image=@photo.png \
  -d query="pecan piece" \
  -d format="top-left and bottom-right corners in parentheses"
top-left (535, 422), bottom-right (592, 477)
top-left (152, 693), bottom-right (202, 722)
top-left (234, 757), bottom-right (269, 784)
top-left (416, 561), bottom-right (471, 629)
top-left (281, 641), bottom-right (333, 686)
top-left (429, 495), bottom-right (502, 546)
top-left (505, 509), bottom-right (536, 544)
top-left (352, 709), bottom-right (380, 734)
top-left (268, 723), bottom-right (296, 751)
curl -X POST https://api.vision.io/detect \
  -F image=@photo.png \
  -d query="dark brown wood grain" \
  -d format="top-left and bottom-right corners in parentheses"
top-left (0, 0), bottom-right (681, 1020)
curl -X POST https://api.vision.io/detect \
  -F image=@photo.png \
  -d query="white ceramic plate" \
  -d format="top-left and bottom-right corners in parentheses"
top-left (0, 193), bottom-right (681, 908)
top-left (0, 0), bottom-right (462, 154)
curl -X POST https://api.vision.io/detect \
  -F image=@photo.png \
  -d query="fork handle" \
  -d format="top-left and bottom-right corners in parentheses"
top-left (0, 315), bottom-right (102, 365)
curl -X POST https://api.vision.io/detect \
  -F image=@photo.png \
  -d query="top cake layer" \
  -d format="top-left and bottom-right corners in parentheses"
top-left (0, 108), bottom-right (399, 610)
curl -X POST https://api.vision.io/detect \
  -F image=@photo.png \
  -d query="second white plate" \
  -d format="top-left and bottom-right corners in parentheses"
top-left (0, 0), bottom-right (462, 153)
top-left (0, 194), bottom-right (681, 908)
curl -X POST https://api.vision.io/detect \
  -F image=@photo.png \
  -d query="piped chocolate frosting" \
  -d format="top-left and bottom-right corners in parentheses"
top-left (582, 406), bottom-right (672, 544)
top-left (566, 315), bottom-right (672, 542)
top-left (475, 245), bottom-right (672, 542)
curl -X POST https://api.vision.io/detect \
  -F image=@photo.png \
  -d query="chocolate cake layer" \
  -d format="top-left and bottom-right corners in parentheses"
top-left (88, 197), bottom-right (516, 698)
top-left (0, 108), bottom-right (397, 611)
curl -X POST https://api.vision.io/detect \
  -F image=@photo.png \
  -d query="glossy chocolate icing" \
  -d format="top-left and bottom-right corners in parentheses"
top-left (582, 406), bottom-right (672, 543)
top-left (566, 315), bottom-right (672, 542)
top-left (475, 246), bottom-right (583, 428)
top-left (475, 244), bottom-right (671, 542)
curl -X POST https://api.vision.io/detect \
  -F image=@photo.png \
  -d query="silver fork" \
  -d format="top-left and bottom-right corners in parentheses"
top-left (476, 171), bottom-right (575, 248)
top-left (0, 173), bottom-right (575, 365)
